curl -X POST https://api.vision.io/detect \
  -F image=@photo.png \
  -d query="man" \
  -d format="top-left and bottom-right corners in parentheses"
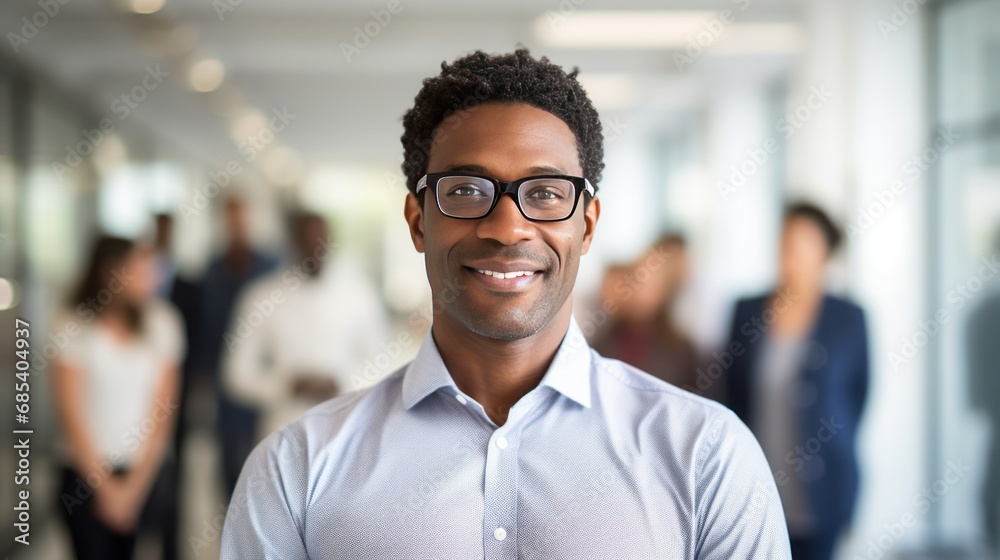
top-left (199, 196), bottom-right (278, 497)
top-left (221, 49), bottom-right (791, 559)
top-left (223, 211), bottom-right (389, 439)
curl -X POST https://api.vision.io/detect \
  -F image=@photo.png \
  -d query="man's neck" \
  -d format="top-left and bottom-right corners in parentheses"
top-left (431, 303), bottom-right (573, 427)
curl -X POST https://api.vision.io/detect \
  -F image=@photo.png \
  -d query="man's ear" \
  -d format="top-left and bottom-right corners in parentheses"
top-left (580, 197), bottom-right (600, 255)
top-left (403, 192), bottom-right (426, 253)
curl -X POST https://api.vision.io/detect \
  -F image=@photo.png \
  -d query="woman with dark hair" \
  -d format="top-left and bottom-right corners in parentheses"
top-left (52, 235), bottom-right (184, 559)
top-left (724, 203), bottom-right (870, 560)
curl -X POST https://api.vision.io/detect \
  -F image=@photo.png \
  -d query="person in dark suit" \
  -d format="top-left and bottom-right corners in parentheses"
top-left (967, 229), bottom-right (1000, 555)
top-left (724, 202), bottom-right (869, 560)
top-left (198, 197), bottom-right (278, 498)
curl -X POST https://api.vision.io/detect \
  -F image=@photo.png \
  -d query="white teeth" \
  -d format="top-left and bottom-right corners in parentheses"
top-left (475, 269), bottom-right (537, 279)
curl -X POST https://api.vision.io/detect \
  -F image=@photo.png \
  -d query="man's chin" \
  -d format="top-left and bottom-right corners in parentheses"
top-left (456, 307), bottom-right (551, 342)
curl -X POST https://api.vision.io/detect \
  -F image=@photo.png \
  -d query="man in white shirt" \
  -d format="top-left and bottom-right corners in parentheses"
top-left (222, 212), bottom-right (389, 438)
top-left (222, 49), bottom-right (791, 559)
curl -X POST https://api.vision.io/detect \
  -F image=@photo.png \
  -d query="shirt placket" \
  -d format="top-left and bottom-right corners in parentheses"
top-left (481, 400), bottom-right (538, 560)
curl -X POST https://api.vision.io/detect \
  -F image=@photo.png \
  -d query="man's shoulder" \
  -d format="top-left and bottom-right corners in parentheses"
top-left (252, 364), bottom-right (410, 460)
top-left (592, 353), bottom-right (723, 407)
top-left (590, 352), bottom-right (748, 441)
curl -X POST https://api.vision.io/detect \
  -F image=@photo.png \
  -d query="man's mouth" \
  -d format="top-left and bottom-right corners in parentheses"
top-left (462, 264), bottom-right (545, 292)
top-left (473, 268), bottom-right (537, 279)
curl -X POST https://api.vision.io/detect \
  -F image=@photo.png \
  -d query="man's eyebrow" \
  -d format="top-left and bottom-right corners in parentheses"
top-left (443, 164), bottom-right (488, 174)
top-left (529, 165), bottom-right (569, 175)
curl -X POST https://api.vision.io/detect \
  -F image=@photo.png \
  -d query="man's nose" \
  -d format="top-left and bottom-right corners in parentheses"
top-left (475, 194), bottom-right (536, 245)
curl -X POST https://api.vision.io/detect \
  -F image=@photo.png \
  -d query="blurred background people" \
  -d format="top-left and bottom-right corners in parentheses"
top-left (222, 211), bottom-right (389, 439)
top-left (966, 229), bottom-right (1000, 556)
top-left (590, 234), bottom-right (700, 391)
top-left (152, 210), bottom-right (204, 560)
top-left (724, 203), bottom-right (869, 560)
top-left (152, 214), bottom-right (176, 299)
top-left (51, 237), bottom-right (184, 559)
top-left (196, 197), bottom-right (278, 498)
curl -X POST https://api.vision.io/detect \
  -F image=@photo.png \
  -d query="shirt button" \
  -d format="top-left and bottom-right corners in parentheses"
top-left (495, 436), bottom-right (508, 450)
top-left (455, 394), bottom-right (467, 405)
top-left (494, 527), bottom-right (507, 541)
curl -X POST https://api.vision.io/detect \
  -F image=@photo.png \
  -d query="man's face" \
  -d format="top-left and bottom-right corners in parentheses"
top-left (404, 102), bottom-right (600, 341)
top-left (297, 216), bottom-right (329, 260)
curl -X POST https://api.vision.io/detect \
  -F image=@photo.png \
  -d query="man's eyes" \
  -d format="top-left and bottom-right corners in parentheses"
top-left (524, 186), bottom-right (566, 201)
top-left (446, 185), bottom-right (490, 197)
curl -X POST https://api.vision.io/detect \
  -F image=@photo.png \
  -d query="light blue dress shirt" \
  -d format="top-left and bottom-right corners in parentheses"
top-left (221, 318), bottom-right (791, 559)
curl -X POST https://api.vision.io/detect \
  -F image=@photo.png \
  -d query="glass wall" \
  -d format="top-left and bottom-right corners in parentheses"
top-left (931, 0), bottom-right (1000, 551)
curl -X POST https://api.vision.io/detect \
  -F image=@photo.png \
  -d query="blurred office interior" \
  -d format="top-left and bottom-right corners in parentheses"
top-left (0, 0), bottom-right (998, 558)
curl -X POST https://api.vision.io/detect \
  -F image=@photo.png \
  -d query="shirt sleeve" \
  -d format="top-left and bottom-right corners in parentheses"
top-left (221, 427), bottom-right (310, 559)
top-left (150, 302), bottom-right (186, 367)
top-left (50, 310), bottom-right (85, 368)
top-left (694, 408), bottom-right (792, 559)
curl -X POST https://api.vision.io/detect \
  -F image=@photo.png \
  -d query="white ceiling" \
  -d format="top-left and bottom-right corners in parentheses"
top-left (1, 0), bottom-right (803, 170)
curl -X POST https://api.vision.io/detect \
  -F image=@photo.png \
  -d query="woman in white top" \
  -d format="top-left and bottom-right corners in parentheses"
top-left (53, 236), bottom-right (184, 559)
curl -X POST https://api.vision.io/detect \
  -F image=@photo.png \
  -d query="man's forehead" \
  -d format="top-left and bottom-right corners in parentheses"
top-left (428, 103), bottom-right (581, 175)
top-left (438, 102), bottom-right (570, 132)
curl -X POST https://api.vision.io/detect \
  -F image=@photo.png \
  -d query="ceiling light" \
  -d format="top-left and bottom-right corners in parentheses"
top-left (189, 58), bottom-right (225, 92)
top-left (535, 11), bottom-right (800, 55)
top-left (262, 146), bottom-right (306, 187)
top-left (710, 24), bottom-right (802, 55)
top-left (0, 278), bottom-right (19, 311)
top-left (229, 108), bottom-right (268, 142)
top-left (93, 134), bottom-right (127, 175)
top-left (131, 0), bottom-right (166, 15)
top-left (535, 11), bottom-right (718, 49)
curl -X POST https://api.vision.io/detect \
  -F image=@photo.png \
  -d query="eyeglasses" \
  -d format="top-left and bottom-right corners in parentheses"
top-left (415, 172), bottom-right (596, 222)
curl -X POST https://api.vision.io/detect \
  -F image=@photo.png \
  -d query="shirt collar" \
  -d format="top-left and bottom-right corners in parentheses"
top-left (401, 316), bottom-right (593, 411)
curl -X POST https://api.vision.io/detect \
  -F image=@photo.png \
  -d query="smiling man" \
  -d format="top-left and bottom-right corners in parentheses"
top-left (221, 49), bottom-right (791, 559)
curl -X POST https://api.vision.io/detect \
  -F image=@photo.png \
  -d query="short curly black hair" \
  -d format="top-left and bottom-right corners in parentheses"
top-left (400, 48), bottom-right (604, 195)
